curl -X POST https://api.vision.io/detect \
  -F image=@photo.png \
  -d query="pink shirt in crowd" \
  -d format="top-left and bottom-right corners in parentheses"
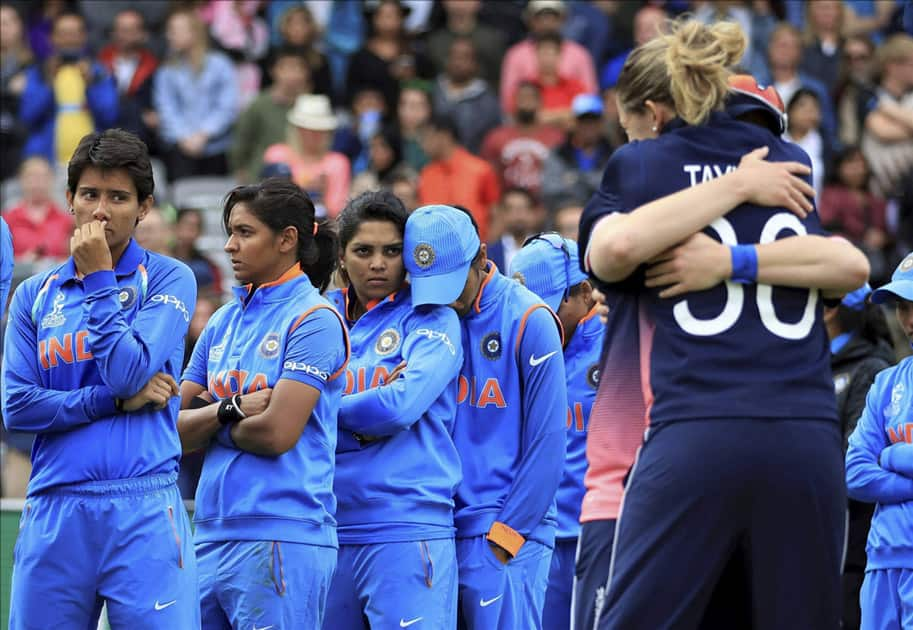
top-left (262, 144), bottom-right (351, 219)
top-left (499, 38), bottom-right (598, 114)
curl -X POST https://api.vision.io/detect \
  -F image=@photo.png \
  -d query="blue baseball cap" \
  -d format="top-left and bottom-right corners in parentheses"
top-left (871, 252), bottom-right (913, 304)
top-left (841, 283), bottom-right (871, 311)
top-left (404, 205), bottom-right (481, 306)
top-left (508, 232), bottom-right (588, 313)
top-left (572, 93), bottom-right (603, 118)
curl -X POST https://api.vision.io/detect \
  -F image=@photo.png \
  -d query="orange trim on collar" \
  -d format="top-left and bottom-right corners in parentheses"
top-left (242, 264), bottom-right (304, 298)
top-left (473, 262), bottom-right (498, 314)
top-left (578, 304), bottom-right (600, 325)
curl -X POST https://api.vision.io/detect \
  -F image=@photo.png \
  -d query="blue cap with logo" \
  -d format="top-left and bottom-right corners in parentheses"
top-left (840, 283), bottom-right (871, 311)
top-left (871, 252), bottom-right (913, 304)
top-left (508, 232), bottom-right (588, 313)
top-left (404, 205), bottom-right (481, 306)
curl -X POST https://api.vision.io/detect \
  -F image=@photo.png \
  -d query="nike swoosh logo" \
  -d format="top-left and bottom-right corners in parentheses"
top-left (253, 626), bottom-right (274, 630)
top-left (400, 618), bottom-right (423, 627)
top-left (480, 595), bottom-right (503, 607)
top-left (529, 351), bottom-right (557, 367)
top-left (154, 600), bottom-right (176, 611)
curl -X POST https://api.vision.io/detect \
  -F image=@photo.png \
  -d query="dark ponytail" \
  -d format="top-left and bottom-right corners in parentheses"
top-left (222, 178), bottom-right (338, 291)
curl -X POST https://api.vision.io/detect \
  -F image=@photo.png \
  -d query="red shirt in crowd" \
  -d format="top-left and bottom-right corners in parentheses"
top-left (818, 185), bottom-right (887, 242)
top-left (534, 77), bottom-right (587, 113)
top-left (481, 124), bottom-right (565, 195)
top-left (3, 201), bottom-right (73, 260)
top-left (418, 146), bottom-right (501, 242)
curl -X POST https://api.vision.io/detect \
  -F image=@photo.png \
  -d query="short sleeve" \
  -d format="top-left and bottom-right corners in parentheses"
top-left (280, 306), bottom-right (348, 391)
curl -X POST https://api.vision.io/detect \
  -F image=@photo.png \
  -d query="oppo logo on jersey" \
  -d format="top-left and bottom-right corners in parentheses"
top-left (888, 422), bottom-right (913, 444)
top-left (344, 365), bottom-right (396, 395)
top-left (457, 375), bottom-right (507, 409)
top-left (38, 331), bottom-right (93, 368)
top-left (209, 369), bottom-right (269, 397)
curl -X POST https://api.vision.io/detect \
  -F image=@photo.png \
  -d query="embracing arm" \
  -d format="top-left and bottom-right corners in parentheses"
top-left (588, 147), bottom-right (814, 283)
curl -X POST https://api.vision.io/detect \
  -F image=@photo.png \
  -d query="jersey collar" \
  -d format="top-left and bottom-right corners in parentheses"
top-left (233, 263), bottom-right (313, 304)
top-left (470, 261), bottom-right (505, 316)
top-left (342, 285), bottom-right (404, 323)
top-left (59, 238), bottom-right (146, 283)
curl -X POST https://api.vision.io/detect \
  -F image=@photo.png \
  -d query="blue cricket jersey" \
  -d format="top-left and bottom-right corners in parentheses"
top-left (454, 263), bottom-right (567, 549)
top-left (182, 266), bottom-right (348, 548)
top-left (327, 285), bottom-right (463, 544)
top-left (1, 216), bottom-right (12, 316)
top-left (1, 239), bottom-right (196, 495)
top-left (846, 357), bottom-right (913, 570)
top-left (581, 112), bottom-right (836, 425)
top-left (555, 308), bottom-right (604, 540)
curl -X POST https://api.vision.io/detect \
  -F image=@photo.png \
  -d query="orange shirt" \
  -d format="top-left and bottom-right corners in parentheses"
top-left (418, 147), bottom-right (501, 242)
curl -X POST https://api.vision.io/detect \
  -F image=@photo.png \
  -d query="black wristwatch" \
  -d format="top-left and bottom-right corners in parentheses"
top-left (217, 394), bottom-right (246, 425)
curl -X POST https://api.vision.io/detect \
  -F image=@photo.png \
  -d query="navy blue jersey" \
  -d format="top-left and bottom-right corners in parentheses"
top-left (582, 112), bottom-right (836, 424)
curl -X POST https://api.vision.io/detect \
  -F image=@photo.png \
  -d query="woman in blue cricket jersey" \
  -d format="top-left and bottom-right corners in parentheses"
top-left (176, 178), bottom-right (349, 630)
top-left (580, 19), bottom-right (871, 630)
top-left (2, 129), bottom-right (199, 629)
top-left (846, 253), bottom-right (913, 630)
top-left (322, 190), bottom-right (464, 629)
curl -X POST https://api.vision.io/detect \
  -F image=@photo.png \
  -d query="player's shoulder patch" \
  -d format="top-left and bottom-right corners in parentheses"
top-left (375, 327), bottom-right (401, 356)
top-left (481, 331), bottom-right (502, 360)
top-left (259, 332), bottom-right (282, 359)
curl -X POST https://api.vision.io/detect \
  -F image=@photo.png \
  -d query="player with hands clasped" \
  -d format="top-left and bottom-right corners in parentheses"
top-left (1, 129), bottom-right (199, 629)
top-left (846, 253), bottom-right (913, 630)
top-left (178, 179), bottom-right (349, 630)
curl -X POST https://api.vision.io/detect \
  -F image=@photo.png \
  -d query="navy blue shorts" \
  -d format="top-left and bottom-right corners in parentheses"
top-left (597, 419), bottom-right (846, 630)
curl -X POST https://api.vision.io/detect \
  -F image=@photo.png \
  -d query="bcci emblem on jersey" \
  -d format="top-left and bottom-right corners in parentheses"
top-left (119, 286), bottom-right (138, 309)
top-left (41, 291), bottom-right (66, 328)
top-left (481, 332), bottom-right (502, 360)
top-left (587, 364), bottom-right (601, 390)
top-left (375, 328), bottom-right (401, 356)
top-left (259, 332), bottom-right (281, 359)
top-left (413, 243), bottom-right (436, 269)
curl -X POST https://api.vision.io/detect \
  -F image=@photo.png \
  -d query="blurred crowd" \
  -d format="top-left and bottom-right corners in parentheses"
top-left (0, 0), bottom-right (912, 496)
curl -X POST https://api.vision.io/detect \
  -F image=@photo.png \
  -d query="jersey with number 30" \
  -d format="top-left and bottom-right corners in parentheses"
top-left (584, 112), bottom-right (836, 425)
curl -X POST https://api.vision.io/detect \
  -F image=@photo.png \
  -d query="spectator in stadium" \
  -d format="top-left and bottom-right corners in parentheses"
top-left (332, 86), bottom-right (387, 174)
top-left (154, 7), bottom-right (237, 182)
top-left (784, 88), bottom-right (832, 195)
top-left (500, 0), bottom-right (597, 115)
top-left (172, 207), bottom-right (223, 297)
top-left (819, 146), bottom-right (891, 282)
top-left (350, 127), bottom-right (403, 196)
top-left (19, 10), bottom-right (118, 167)
top-left (801, 0), bottom-right (845, 97)
top-left (417, 113), bottom-right (500, 242)
top-left (837, 35), bottom-right (879, 147)
top-left (600, 4), bottom-right (667, 101)
top-left (3, 155), bottom-right (71, 262)
top-left (487, 187), bottom-right (546, 273)
top-left (25, 0), bottom-right (66, 62)
top-left (861, 33), bottom-right (913, 200)
top-left (133, 206), bottom-right (171, 256)
top-left (480, 81), bottom-right (564, 196)
top-left (230, 47), bottom-right (311, 184)
top-left (581, 21), bottom-right (869, 629)
top-left (824, 284), bottom-right (894, 630)
top-left (262, 94), bottom-right (351, 218)
top-left (541, 94), bottom-right (612, 213)
top-left (759, 22), bottom-right (837, 145)
top-left (322, 191), bottom-right (463, 628)
top-left (274, 5), bottom-right (333, 102)
top-left (0, 215), bottom-right (11, 314)
top-left (403, 204), bottom-right (567, 629)
top-left (2, 128), bottom-right (199, 628)
top-left (427, 0), bottom-right (505, 87)
top-left (178, 179), bottom-right (346, 629)
top-left (846, 254), bottom-right (913, 630)
top-left (396, 81), bottom-right (432, 171)
top-left (431, 36), bottom-right (501, 155)
top-left (553, 199), bottom-right (584, 241)
top-left (532, 31), bottom-right (588, 129)
top-left (387, 165), bottom-right (419, 212)
top-left (0, 3), bottom-right (33, 181)
top-left (509, 233), bottom-right (601, 630)
top-left (97, 9), bottom-right (159, 149)
top-left (345, 0), bottom-right (434, 114)
top-left (201, 0), bottom-right (269, 108)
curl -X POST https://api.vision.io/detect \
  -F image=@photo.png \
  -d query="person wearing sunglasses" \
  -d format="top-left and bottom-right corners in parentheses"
top-left (508, 233), bottom-right (600, 630)
top-left (403, 204), bottom-right (567, 630)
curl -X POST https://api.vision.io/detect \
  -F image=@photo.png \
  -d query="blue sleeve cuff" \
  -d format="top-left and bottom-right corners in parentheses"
top-left (278, 371), bottom-right (328, 393)
top-left (82, 269), bottom-right (118, 295)
top-left (90, 386), bottom-right (119, 419)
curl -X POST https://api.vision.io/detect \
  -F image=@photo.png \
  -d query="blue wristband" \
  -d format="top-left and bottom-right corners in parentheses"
top-left (729, 244), bottom-right (758, 284)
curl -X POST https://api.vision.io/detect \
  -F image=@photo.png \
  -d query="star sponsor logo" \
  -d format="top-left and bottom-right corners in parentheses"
top-left (41, 291), bottom-right (66, 328)
top-left (258, 332), bottom-right (281, 359)
top-left (375, 328), bottom-right (401, 356)
top-left (481, 332), bottom-right (502, 360)
top-left (413, 243), bottom-right (436, 269)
